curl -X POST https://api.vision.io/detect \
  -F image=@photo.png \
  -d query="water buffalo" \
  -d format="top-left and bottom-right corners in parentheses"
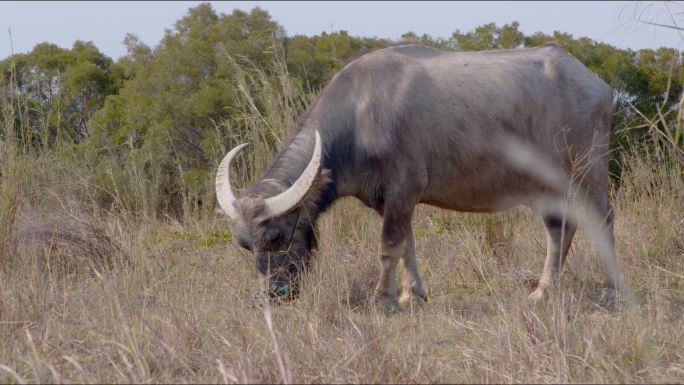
top-left (215, 43), bottom-right (623, 308)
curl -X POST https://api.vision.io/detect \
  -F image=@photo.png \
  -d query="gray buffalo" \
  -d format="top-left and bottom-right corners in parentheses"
top-left (215, 43), bottom-right (623, 308)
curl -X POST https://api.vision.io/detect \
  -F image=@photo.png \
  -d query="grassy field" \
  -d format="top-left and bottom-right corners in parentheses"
top-left (1, 50), bottom-right (683, 383)
top-left (0, 136), bottom-right (683, 383)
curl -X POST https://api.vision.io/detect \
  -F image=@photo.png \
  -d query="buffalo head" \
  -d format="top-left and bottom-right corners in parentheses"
top-left (215, 131), bottom-right (323, 299)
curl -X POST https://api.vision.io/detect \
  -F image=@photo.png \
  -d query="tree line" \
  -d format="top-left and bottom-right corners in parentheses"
top-left (1, 3), bottom-right (681, 218)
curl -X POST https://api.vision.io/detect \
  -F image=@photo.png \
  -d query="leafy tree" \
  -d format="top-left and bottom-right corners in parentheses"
top-left (285, 31), bottom-right (387, 91)
top-left (0, 41), bottom-right (120, 149)
top-left (88, 3), bottom-right (286, 216)
top-left (400, 32), bottom-right (450, 49)
top-left (4, 5), bottom-right (680, 216)
top-left (451, 22), bottom-right (524, 51)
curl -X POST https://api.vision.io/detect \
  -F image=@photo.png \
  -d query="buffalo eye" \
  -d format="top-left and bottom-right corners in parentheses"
top-left (263, 226), bottom-right (284, 248)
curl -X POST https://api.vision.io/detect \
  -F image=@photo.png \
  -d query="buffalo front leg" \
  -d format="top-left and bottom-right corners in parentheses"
top-left (374, 200), bottom-right (415, 310)
top-left (375, 240), bottom-right (403, 309)
top-left (528, 212), bottom-right (577, 303)
top-left (399, 230), bottom-right (427, 304)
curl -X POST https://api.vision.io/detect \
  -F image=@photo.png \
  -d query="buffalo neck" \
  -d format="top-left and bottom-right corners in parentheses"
top-left (251, 127), bottom-right (340, 218)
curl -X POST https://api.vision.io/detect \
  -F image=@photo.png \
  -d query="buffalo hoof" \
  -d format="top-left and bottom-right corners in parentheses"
top-left (399, 289), bottom-right (427, 307)
top-left (399, 295), bottom-right (427, 314)
top-left (373, 294), bottom-right (401, 314)
top-left (527, 287), bottom-right (546, 305)
top-left (597, 287), bottom-right (623, 312)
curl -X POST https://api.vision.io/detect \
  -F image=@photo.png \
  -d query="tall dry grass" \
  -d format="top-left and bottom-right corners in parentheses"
top-left (0, 49), bottom-right (683, 383)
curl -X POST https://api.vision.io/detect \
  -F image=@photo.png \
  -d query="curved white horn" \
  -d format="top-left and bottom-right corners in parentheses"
top-left (215, 142), bottom-right (250, 221)
top-left (264, 130), bottom-right (323, 218)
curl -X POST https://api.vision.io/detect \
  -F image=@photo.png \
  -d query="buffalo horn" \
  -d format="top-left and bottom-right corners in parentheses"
top-left (215, 142), bottom-right (250, 221)
top-left (264, 130), bottom-right (322, 218)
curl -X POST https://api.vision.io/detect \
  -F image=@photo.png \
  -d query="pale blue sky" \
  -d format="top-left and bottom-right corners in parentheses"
top-left (2, 1), bottom-right (683, 60)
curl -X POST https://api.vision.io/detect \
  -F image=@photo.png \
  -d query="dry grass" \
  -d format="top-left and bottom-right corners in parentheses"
top-left (1, 48), bottom-right (683, 384)
top-left (0, 147), bottom-right (682, 383)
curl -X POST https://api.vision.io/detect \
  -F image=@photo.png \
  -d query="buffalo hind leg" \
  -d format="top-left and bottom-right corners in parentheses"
top-left (528, 212), bottom-right (577, 303)
top-left (596, 203), bottom-right (625, 308)
top-left (579, 144), bottom-right (626, 306)
top-left (585, 185), bottom-right (625, 306)
top-left (399, 230), bottom-right (427, 305)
